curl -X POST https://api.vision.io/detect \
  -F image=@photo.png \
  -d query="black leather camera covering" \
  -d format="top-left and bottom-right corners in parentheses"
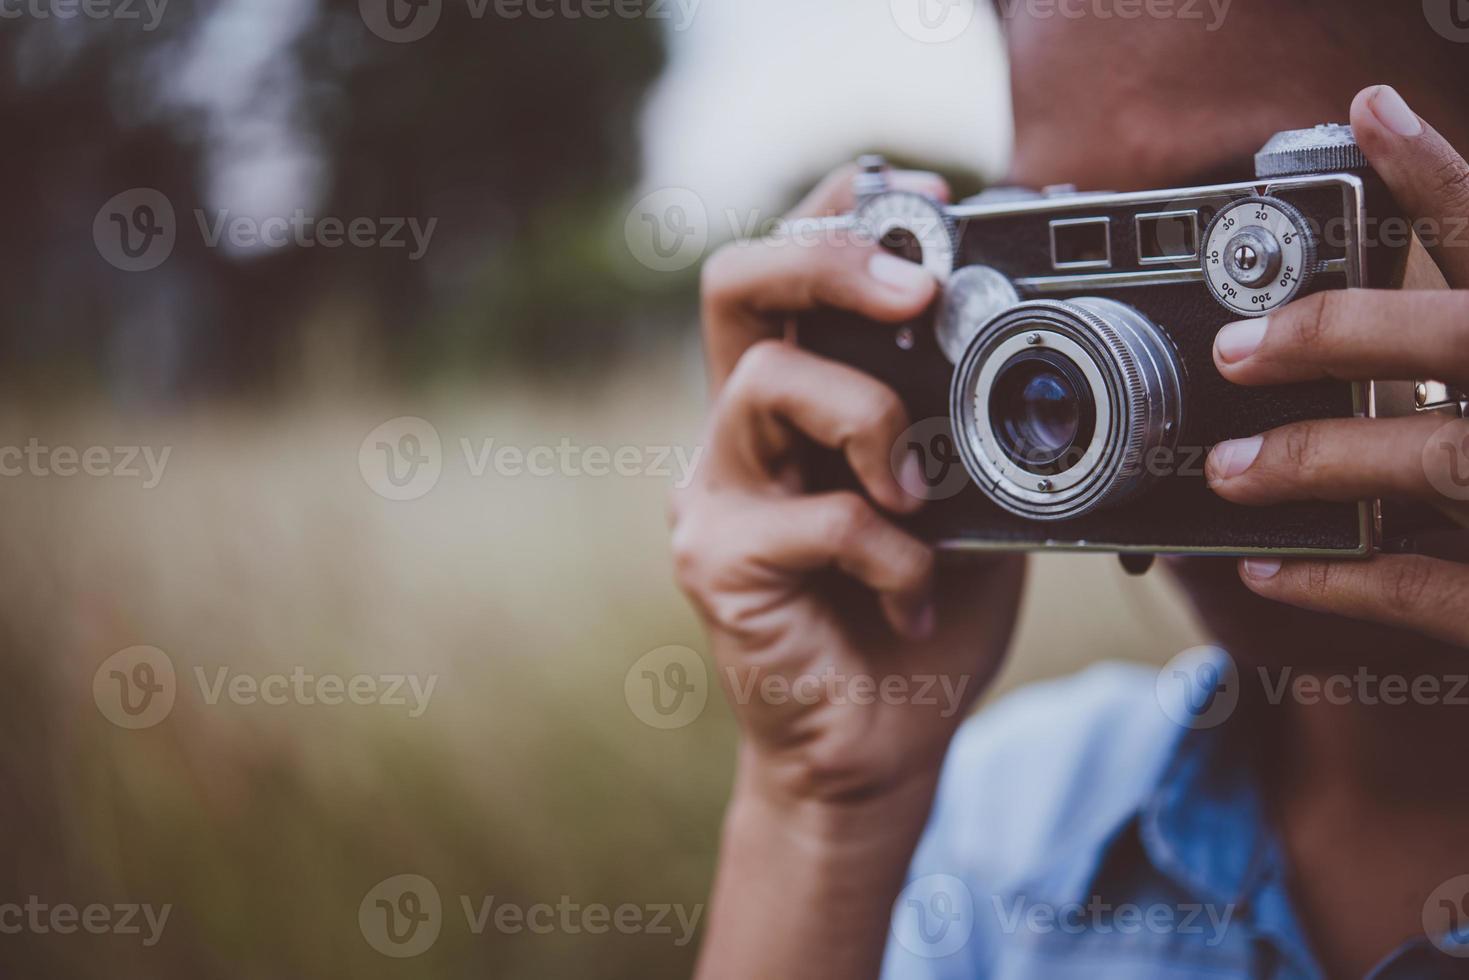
top-left (797, 180), bottom-right (1408, 554)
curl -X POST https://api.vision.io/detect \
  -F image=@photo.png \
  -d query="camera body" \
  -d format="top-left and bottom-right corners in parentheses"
top-left (797, 125), bottom-right (1421, 557)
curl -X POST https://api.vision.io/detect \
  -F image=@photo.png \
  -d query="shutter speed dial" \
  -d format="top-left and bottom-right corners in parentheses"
top-left (1201, 196), bottom-right (1317, 317)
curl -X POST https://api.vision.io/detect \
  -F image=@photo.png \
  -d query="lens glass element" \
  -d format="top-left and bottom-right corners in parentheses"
top-left (988, 350), bottom-right (1096, 475)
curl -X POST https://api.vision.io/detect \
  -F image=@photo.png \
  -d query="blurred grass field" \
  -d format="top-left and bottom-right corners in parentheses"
top-left (0, 343), bottom-right (1205, 978)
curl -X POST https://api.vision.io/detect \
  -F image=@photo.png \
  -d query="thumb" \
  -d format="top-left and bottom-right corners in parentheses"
top-left (1350, 84), bottom-right (1469, 289)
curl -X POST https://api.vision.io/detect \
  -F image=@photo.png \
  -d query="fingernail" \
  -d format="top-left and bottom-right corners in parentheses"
top-left (1370, 85), bottom-right (1423, 138)
top-left (1208, 436), bottom-right (1263, 485)
top-left (1215, 318), bottom-right (1268, 364)
top-left (898, 449), bottom-right (930, 504)
top-left (1243, 559), bottom-right (1282, 581)
top-left (895, 171), bottom-right (950, 203)
top-left (869, 252), bottom-right (932, 293)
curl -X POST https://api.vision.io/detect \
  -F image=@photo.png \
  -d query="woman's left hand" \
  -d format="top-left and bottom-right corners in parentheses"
top-left (1205, 84), bottom-right (1469, 648)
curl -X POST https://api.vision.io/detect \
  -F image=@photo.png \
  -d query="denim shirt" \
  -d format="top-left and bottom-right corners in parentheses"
top-left (879, 659), bottom-right (1469, 979)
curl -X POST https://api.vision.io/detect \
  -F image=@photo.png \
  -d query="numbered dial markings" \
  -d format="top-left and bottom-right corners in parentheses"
top-left (855, 192), bottom-right (955, 283)
top-left (1202, 197), bottom-right (1316, 317)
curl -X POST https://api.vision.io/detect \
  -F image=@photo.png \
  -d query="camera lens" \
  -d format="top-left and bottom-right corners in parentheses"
top-left (988, 351), bottom-right (1096, 475)
top-left (949, 298), bottom-right (1184, 522)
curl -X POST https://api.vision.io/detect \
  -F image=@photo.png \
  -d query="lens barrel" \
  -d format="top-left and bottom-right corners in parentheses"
top-left (950, 298), bottom-right (1184, 521)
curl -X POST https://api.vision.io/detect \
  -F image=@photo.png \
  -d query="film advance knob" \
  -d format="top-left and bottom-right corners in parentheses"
top-left (1254, 123), bottom-right (1368, 179)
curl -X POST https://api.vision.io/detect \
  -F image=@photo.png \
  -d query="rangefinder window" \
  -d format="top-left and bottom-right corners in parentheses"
top-left (1050, 217), bottom-right (1111, 270)
top-left (1136, 210), bottom-right (1200, 264)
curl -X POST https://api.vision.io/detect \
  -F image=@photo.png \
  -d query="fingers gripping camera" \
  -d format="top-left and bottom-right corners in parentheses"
top-left (799, 125), bottom-right (1420, 556)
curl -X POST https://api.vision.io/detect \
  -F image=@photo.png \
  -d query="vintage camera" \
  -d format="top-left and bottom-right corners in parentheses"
top-left (797, 125), bottom-right (1458, 558)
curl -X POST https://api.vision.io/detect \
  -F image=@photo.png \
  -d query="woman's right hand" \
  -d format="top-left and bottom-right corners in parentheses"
top-left (673, 165), bottom-right (1027, 809)
top-left (675, 164), bottom-right (1027, 980)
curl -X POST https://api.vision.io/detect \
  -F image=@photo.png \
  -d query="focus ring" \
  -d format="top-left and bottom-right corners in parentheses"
top-left (1067, 301), bottom-right (1149, 495)
top-left (949, 298), bottom-right (1184, 522)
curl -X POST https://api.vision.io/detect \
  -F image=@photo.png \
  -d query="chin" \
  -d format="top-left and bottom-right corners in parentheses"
top-left (1162, 556), bottom-right (1463, 672)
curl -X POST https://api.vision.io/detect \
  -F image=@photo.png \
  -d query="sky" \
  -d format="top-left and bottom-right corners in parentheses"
top-left (637, 0), bottom-right (1014, 222)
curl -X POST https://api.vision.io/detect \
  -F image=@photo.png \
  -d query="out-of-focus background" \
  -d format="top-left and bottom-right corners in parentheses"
top-left (0, 1), bottom-right (1206, 976)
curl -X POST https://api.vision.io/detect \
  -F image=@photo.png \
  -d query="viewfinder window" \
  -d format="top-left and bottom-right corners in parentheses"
top-left (1137, 211), bottom-right (1199, 264)
top-left (1050, 218), bottom-right (1111, 270)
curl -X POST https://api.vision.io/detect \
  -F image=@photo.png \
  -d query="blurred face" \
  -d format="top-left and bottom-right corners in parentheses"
top-left (1000, 9), bottom-right (1464, 668)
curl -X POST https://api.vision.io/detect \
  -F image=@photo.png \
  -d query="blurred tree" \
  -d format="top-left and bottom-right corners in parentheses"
top-left (0, 0), bottom-right (668, 400)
